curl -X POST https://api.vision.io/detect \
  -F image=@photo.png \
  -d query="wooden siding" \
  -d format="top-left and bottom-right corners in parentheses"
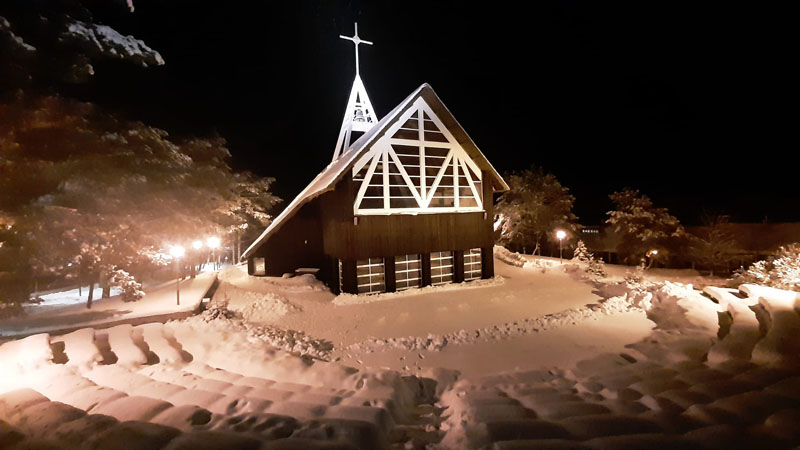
top-left (249, 199), bottom-right (324, 277)
top-left (318, 171), bottom-right (495, 261)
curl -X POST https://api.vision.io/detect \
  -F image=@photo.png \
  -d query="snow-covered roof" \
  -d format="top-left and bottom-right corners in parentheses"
top-left (241, 83), bottom-right (508, 260)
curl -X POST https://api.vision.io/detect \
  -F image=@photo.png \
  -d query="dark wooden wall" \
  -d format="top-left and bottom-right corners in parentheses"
top-left (318, 171), bottom-right (496, 261)
top-left (249, 199), bottom-right (324, 277)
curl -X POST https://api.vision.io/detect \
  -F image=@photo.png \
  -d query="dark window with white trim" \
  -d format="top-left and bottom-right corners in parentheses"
top-left (395, 254), bottom-right (422, 291)
top-left (464, 248), bottom-right (482, 281)
top-left (431, 251), bottom-right (454, 286)
top-left (356, 258), bottom-right (385, 294)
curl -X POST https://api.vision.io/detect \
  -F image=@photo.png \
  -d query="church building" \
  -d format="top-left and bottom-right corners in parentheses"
top-left (241, 24), bottom-right (508, 294)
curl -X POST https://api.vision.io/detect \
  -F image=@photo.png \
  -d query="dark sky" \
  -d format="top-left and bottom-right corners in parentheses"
top-left (69, 1), bottom-right (796, 226)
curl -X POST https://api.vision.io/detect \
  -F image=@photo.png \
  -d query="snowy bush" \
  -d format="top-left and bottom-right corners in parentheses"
top-left (108, 269), bottom-right (145, 302)
top-left (573, 240), bottom-right (591, 262)
top-left (624, 260), bottom-right (649, 291)
top-left (571, 240), bottom-right (607, 278)
top-left (737, 244), bottom-right (800, 292)
top-left (494, 245), bottom-right (528, 268)
top-left (201, 302), bottom-right (238, 321)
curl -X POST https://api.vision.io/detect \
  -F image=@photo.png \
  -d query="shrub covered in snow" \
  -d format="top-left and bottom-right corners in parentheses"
top-left (108, 268), bottom-right (144, 302)
top-left (623, 260), bottom-right (651, 292)
top-left (573, 240), bottom-right (591, 262)
top-left (737, 244), bottom-right (800, 291)
top-left (571, 240), bottom-right (607, 278)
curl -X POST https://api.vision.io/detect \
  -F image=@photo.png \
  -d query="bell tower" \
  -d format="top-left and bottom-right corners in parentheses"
top-left (331, 23), bottom-right (378, 162)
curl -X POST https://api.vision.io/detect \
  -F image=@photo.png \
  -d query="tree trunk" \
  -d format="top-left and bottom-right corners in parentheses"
top-left (101, 273), bottom-right (110, 299)
top-left (87, 279), bottom-right (95, 309)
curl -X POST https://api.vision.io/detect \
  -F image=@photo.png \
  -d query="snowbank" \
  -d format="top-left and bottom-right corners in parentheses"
top-left (217, 266), bottom-right (327, 293)
top-left (333, 276), bottom-right (504, 306)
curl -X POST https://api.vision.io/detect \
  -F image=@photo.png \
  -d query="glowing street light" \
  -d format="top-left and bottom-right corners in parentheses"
top-left (556, 230), bottom-right (567, 262)
top-left (192, 240), bottom-right (203, 250)
top-left (169, 245), bottom-right (185, 305)
top-left (646, 249), bottom-right (659, 269)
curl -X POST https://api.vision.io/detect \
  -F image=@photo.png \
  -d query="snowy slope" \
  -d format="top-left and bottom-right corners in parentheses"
top-left (3, 249), bottom-right (800, 449)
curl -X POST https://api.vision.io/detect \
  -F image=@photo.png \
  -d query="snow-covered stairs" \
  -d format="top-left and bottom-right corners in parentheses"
top-left (437, 284), bottom-right (800, 449)
top-left (0, 321), bottom-right (434, 450)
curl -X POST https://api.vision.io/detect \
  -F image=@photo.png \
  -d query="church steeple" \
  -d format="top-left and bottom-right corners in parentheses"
top-left (332, 23), bottom-right (378, 162)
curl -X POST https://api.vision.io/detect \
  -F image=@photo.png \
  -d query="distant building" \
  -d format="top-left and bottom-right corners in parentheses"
top-left (578, 225), bottom-right (623, 263)
top-left (686, 222), bottom-right (800, 260)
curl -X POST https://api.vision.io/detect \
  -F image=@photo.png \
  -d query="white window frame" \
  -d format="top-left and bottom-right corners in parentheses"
top-left (464, 248), bottom-right (482, 281)
top-left (395, 254), bottom-right (422, 291)
top-left (352, 97), bottom-right (484, 215)
top-left (338, 259), bottom-right (343, 293)
top-left (356, 257), bottom-right (385, 294)
top-left (430, 251), bottom-right (454, 286)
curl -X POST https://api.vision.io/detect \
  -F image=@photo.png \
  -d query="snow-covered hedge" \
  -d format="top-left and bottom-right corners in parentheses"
top-left (737, 244), bottom-right (800, 292)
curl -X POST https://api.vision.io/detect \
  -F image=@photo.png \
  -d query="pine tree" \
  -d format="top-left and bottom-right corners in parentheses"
top-left (573, 240), bottom-right (591, 262)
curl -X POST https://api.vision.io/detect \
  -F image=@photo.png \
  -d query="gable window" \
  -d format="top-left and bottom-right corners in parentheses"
top-left (356, 258), bottom-right (385, 294)
top-left (430, 251), bottom-right (454, 286)
top-left (352, 97), bottom-right (484, 215)
top-left (464, 248), bottom-right (482, 281)
top-left (395, 254), bottom-right (422, 291)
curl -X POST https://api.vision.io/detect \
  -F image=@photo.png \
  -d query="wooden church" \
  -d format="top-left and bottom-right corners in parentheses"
top-left (241, 24), bottom-right (508, 294)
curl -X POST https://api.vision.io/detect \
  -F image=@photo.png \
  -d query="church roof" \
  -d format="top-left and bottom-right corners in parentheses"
top-left (241, 83), bottom-right (509, 260)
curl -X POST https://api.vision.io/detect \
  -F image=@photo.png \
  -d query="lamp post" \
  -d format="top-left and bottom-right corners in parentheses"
top-left (191, 240), bottom-right (203, 277)
top-left (169, 245), bottom-right (185, 305)
top-left (206, 236), bottom-right (220, 270)
top-left (556, 230), bottom-right (567, 262)
top-left (646, 249), bottom-right (659, 269)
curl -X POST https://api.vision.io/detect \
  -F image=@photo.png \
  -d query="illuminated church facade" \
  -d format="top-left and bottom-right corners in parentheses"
top-left (242, 24), bottom-right (508, 294)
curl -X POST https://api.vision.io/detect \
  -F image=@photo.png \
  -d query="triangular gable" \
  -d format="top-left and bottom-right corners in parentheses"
top-left (351, 96), bottom-right (485, 214)
top-left (241, 83), bottom-right (508, 260)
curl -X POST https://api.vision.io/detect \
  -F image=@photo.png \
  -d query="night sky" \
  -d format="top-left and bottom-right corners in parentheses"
top-left (67, 1), bottom-right (796, 226)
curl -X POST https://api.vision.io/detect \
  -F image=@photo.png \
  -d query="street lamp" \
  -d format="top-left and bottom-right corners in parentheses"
top-left (646, 249), bottom-right (659, 269)
top-left (169, 245), bottom-right (185, 305)
top-left (556, 230), bottom-right (567, 262)
top-left (206, 236), bottom-right (220, 270)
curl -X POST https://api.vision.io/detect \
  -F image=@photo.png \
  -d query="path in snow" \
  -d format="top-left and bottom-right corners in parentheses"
top-left (0, 271), bottom-right (217, 341)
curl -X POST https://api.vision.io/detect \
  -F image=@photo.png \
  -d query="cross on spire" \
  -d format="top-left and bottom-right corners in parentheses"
top-left (339, 22), bottom-right (373, 76)
top-left (331, 23), bottom-right (379, 162)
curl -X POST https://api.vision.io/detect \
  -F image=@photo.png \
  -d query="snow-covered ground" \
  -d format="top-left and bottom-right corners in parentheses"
top-left (0, 271), bottom-right (217, 340)
top-left (2, 249), bottom-right (800, 449)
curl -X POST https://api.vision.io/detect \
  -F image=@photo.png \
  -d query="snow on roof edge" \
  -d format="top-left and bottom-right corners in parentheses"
top-left (241, 82), bottom-right (509, 261)
top-left (241, 84), bottom-right (427, 260)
